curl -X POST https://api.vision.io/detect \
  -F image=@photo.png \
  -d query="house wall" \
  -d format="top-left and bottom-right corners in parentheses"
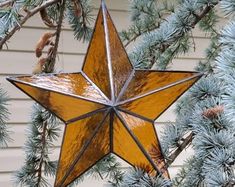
top-left (0, 0), bottom-right (227, 186)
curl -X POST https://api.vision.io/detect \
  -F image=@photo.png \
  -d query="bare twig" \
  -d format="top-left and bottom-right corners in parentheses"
top-left (0, 0), bottom-right (60, 49)
top-left (46, 0), bottom-right (66, 73)
top-left (166, 133), bottom-right (193, 166)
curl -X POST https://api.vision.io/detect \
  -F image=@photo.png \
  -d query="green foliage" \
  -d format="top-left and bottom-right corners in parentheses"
top-left (21, 0), bottom-right (44, 9)
top-left (66, 0), bottom-right (94, 42)
top-left (14, 104), bottom-right (60, 186)
top-left (0, 0), bottom-right (94, 43)
top-left (120, 0), bottom-right (179, 46)
top-left (0, 87), bottom-right (10, 147)
top-left (199, 9), bottom-right (219, 34)
top-left (69, 155), bottom-right (124, 187)
top-left (212, 3), bottom-right (235, 186)
top-left (129, 0), bottom-right (218, 69)
top-left (120, 167), bottom-right (172, 187)
top-left (220, 0), bottom-right (235, 16)
top-left (45, 2), bottom-right (61, 23)
top-left (154, 34), bottom-right (191, 70)
top-left (161, 0), bottom-right (235, 186)
top-left (0, 1), bottom-right (21, 39)
top-left (173, 157), bottom-right (204, 187)
top-left (196, 36), bottom-right (221, 73)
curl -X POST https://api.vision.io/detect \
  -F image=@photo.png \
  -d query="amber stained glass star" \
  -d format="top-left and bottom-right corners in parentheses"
top-left (7, 2), bottom-right (202, 187)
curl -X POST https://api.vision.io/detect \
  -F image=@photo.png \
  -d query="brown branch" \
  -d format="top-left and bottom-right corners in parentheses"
top-left (166, 133), bottom-right (193, 166)
top-left (46, 0), bottom-right (66, 73)
top-left (0, 0), bottom-right (60, 49)
top-left (37, 121), bottom-right (48, 185)
top-left (30, 3), bottom-right (66, 184)
top-left (0, 0), bottom-right (13, 7)
top-left (148, 2), bottom-right (218, 69)
top-left (97, 170), bottom-right (104, 180)
top-left (226, 181), bottom-right (235, 187)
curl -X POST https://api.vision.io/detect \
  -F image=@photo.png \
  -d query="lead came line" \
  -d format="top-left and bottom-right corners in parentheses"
top-left (58, 110), bottom-right (111, 186)
top-left (117, 73), bottom-right (203, 105)
top-left (81, 71), bottom-right (111, 104)
top-left (114, 109), bottom-right (162, 176)
top-left (116, 70), bottom-right (135, 103)
top-left (102, 2), bottom-right (115, 103)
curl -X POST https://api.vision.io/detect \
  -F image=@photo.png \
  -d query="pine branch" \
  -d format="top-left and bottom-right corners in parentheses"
top-left (166, 103), bottom-right (225, 168)
top-left (0, 88), bottom-right (11, 147)
top-left (148, 3), bottom-right (216, 68)
top-left (69, 155), bottom-right (124, 186)
top-left (14, 104), bottom-right (60, 186)
top-left (210, 3), bottom-right (235, 186)
top-left (123, 20), bottom-right (172, 49)
top-left (169, 2), bottom-right (235, 183)
top-left (66, 0), bottom-right (93, 41)
top-left (0, 0), bottom-right (60, 49)
top-left (130, 0), bottom-right (219, 69)
top-left (173, 156), bottom-right (204, 187)
top-left (120, 167), bottom-right (172, 187)
top-left (122, 0), bottom-right (179, 48)
top-left (124, 24), bottom-right (157, 47)
top-left (153, 34), bottom-right (191, 70)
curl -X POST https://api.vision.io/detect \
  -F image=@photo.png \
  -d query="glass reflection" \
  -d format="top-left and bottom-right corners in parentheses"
top-left (14, 82), bottom-right (105, 122)
top-left (17, 73), bottom-right (108, 104)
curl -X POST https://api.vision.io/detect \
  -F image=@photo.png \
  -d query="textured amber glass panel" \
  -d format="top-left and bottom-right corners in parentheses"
top-left (121, 71), bottom-right (199, 101)
top-left (120, 78), bottom-right (199, 120)
top-left (55, 111), bottom-right (108, 186)
top-left (82, 9), bottom-right (111, 99)
top-left (113, 114), bottom-right (155, 173)
top-left (16, 73), bottom-right (108, 103)
top-left (105, 9), bottom-right (133, 98)
top-left (14, 82), bottom-right (104, 122)
top-left (55, 111), bottom-right (107, 186)
top-left (118, 111), bottom-right (169, 178)
top-left (59, 115), bottom-right (110, 187)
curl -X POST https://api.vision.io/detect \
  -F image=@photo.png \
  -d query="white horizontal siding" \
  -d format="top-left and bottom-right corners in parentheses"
top-left (0, 0), bottom-right (227, 186)
top-left (3, 28), bottom-right (211, 58)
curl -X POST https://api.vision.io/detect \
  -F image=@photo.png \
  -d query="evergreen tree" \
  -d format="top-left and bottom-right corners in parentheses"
top-left (0, 0), bottom-right (234, 186)
top-left (0, 87), bottom-right (10, 147)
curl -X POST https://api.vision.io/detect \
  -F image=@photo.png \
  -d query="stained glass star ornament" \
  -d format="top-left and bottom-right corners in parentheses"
top-left (7, 1), bottom-right (203, 187)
